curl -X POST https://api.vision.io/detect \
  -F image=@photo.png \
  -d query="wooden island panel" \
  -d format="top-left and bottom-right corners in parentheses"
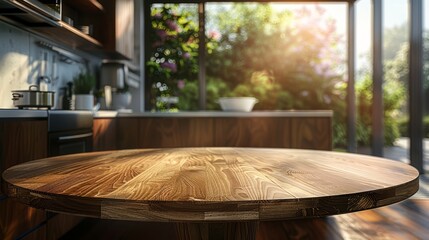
top-left (116, 118), bottom-right (140, 149)
top-left (290, 117), bottom-right (332, 150)
top-left (138, 118), bottom-right (214, 148)
top-left (213, 118), bottom-right (291, 148)
top-left (116, 115), bottom-right (331, 150)
top-left (93, 118), bottom-right (117, 151)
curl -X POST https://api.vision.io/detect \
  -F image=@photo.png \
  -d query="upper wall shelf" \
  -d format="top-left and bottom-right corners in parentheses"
top-left (0, 0), bottom-right (133, 60)
top-left (64, 0), bottom-right (104, 13)
top-left (33, 20), bottom-right (103, 50)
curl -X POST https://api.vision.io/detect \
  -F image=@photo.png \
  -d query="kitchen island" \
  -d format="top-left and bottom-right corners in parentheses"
top-left (0, 109), bottom-right (333, 151)
top-left (93, 110), bottom-right (333, 151)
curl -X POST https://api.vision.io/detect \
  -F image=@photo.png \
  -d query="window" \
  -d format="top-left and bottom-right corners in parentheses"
top-left (146, 4), bottom-right (199, 111)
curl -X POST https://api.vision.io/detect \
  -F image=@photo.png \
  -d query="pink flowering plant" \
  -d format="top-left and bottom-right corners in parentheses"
top-left (148, 4), bottom-right (199, 110)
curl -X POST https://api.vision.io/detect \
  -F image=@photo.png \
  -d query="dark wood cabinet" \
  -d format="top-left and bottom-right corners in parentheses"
top-left (93, 118), bottom-right (117, 151)
top-left (117, 118), bottom-right (140, 149)
top-left (0, 119), bottom-right (48, 240)
top-left (101, 0), bottom-right (135, 59)
top-left (116, 115), bottom-right (332, 150)
top-left (0, 118), bottom-right (92, 240)
top-left (0, 119), bottom-right (48, 174)
top-left (139, 118), bottom-right (214, 148)
top-left (214, 117), bottom-right (291, 148)
top-left (290, 117), bottom-right (332, 150)
top-left (1, 0), bottom-right (134, 59)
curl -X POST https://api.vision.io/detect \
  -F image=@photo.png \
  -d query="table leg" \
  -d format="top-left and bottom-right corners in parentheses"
top-left (175, 221), bottom-right (258, 240)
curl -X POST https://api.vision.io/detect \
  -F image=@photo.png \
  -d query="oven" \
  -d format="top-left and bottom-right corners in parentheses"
top-left (46, 110), bottom-right (92, 235)
top-left (48, 110), bottom-right (93, 157)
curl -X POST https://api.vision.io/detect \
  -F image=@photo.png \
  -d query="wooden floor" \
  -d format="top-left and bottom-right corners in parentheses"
top-left (60, 199), bottom-right (429, 240)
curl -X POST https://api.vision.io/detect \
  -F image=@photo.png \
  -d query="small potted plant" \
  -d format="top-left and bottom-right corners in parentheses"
top-left (73, 72), bottom-right (96, 110)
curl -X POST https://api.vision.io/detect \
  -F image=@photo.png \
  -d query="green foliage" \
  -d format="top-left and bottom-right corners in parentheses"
top-left (73, 72), bottom-right (95, 94)
top-left (355, 74), bottom-right (406, 146)
top-left (227, 71), bottom-right (283, 110)
top-left (147, 4), bottom-right (199, 111)
top-left (398, 116), bottom-right (429, 138)
top-left (147, 3), bottom-right (412, 148)
top-left (206, 77), bottom-right (230, 110)
top-left (383, 23), bottom-right (408, 61)
top-left (177, 80), bottom-right (198, 110)
top-left (206, 4), bottom-right (346, 113)
top-left (398, 117), bottom-right (408, 137)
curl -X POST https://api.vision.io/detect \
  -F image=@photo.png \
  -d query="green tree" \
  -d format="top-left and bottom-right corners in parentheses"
top-left (356, 74), bottom-right (405, 146)
top-left (206, 4), bottom-right (346, 110)
top-left (383, 23), bottom-right (408, 61)
top-left (206, 4), bottom-right (347, 147)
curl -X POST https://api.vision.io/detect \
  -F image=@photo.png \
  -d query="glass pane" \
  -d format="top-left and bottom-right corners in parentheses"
top-left (355, 0), bottom-right (373, 155)
top-left (382, 0), bottom-right (409, 164)
top-left (205, 2), bottom-right (348, 149)
top-left (355, 0), bottom-right (410, 162)
top-left (424, 0), bottom-right (429, 171)
top-left (146, 4), bottom-right (199, 111)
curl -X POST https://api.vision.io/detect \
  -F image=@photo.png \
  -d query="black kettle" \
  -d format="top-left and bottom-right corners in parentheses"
top-left (61, 82), bottom-right (73, 110)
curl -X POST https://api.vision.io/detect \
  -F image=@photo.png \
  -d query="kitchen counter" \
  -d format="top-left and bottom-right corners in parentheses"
top-left (0, 109), bottom-right (48, 118)
top-left (0, 109), bottom-right (95, 119)
top-left (94, 110), bottom-right (333, 118)
top-left (108, 110), bottom-right (333, 150)
top-left (0, 109), bottom-right (333, 119)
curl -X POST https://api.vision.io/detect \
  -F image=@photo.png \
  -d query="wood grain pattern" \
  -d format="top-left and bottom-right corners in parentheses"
top-left (214, 118), bottom-right (290, 148)
top-left (101, 0), bottom-right (134, 59)
top-left (117, 116), bottom-right (330, 150)
top-left (290, 117), bottom-right (332, 150)
top-left (115, 0), bottom-right (134, 59)
top-left (0, 119), bottom-right (48, 175)
top-left (93, 118), bottom-right (117, 151)
top-left (2, 148), bottom-right (418, 222)
top-left (116, 118), bottom-right (140, 149)
top-left (175, 222), bottom-right (258, 240)
top-left (0, 119), bottom-right (48, 240)
top-left (60, 199), bottom-right (429, 240)
top-left (139, 118), bottom-right (214, 148)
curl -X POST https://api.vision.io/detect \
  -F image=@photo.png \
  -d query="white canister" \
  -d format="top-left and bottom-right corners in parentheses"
top-left (112, 92), bottom-right (132, 110)
top-left (74, 94), bottom-right (94, 110)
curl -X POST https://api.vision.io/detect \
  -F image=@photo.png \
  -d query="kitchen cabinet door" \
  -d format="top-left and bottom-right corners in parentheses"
top-left (117, 118), bottom-right (140, 149)
top-left (214, 118), bottom-right (290, 148)
top-left (0, 119), bottom-right (48, 193)
top-left (139, 118), bottom-right (215, 148)
top-left (93, 118), bottom-right (117, 151)
top-left (101, 0), bottom-right (135, 59)
top-left (290, 117), bottom-right (333, 150)
top-left (0, 119), bottom-right (48, 240)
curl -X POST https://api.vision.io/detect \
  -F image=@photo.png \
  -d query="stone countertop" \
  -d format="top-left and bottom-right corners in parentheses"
top-left (0, 109), bottom-right (94, 118)
top-left (0, 109), bottom-right (48, 118)
top-left (0, 109), bottom-right (333, 119)
top-left (95, 110), bottom-right (333, 118)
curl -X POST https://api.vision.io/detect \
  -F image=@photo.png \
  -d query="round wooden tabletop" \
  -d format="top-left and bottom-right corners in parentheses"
top-left (2, 148), bottom-right (419, 222)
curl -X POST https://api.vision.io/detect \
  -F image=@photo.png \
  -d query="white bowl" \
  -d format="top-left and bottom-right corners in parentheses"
top-left (218, 97), bottom-right (258, 112)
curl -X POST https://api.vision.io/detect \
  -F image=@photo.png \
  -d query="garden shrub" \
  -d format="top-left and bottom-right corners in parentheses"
top-left (355, 74), bottom-right (405, 146)
top-left (398, 116), bottom-right (429, 138)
